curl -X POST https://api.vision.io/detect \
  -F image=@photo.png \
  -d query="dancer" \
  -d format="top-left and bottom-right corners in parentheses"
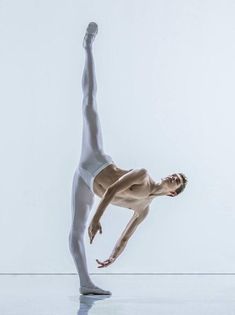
top-left (69, 22), bottom-right (188, 296)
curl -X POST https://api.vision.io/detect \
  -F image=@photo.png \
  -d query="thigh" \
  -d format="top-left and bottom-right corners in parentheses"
top-left (71, 168), bottom-right (95, 235)
top-left (79, 100), bottom-right (104, 165)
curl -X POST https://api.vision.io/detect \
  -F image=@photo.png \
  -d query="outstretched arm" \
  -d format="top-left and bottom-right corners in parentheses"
top-left (96, 206), bottom-right (150, 268)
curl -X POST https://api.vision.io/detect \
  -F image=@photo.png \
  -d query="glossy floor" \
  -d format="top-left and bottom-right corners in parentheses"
top-left (0, 274), bottom-right (235, 314)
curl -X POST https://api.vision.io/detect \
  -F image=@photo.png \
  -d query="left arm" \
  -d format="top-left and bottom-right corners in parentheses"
top-left (88, 187), bottom-right (115, 243)
top-left (93, 168), bottom-right (147, 222)
top-left (88, 168), bottom-right (147, 243)
top-left (96, 206), bottom-right (150, 268)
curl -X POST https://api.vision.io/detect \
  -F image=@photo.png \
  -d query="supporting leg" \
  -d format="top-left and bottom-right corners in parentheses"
top-left (69, 170), bottom-right (95, 287)
top-left (69, 170), bottom-right (111, 295)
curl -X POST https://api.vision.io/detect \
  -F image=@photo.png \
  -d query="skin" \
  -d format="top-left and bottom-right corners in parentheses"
top-left (88, 163), bottom-right (185, 268)
top-left (82, 23), bottom-right (186, 269)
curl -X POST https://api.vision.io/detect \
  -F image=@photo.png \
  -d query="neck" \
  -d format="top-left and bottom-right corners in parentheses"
top-left (149, 177), bottom-right (166, 197)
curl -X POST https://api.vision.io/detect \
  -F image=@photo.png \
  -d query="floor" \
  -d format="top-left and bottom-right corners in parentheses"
top-left (0, 274), bottom-right (235, 314)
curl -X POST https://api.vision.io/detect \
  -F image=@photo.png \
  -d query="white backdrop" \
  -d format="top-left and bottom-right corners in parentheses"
top-left (0, 0), bottom-right (235, 273)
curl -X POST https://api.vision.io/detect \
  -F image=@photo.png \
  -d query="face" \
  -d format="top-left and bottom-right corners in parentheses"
top-left (160, 173), bottom-right (183, 196)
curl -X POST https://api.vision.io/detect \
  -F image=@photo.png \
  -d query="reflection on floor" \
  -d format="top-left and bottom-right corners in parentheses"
top-left (0, 274), bottom-right (235, 314)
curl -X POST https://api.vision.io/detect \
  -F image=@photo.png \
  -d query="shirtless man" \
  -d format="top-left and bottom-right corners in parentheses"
top-left (69, 22), bottom-right (188, 296)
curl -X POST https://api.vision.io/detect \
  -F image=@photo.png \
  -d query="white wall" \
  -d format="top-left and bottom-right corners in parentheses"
top-left (0, 0), bottom-right (235, 273)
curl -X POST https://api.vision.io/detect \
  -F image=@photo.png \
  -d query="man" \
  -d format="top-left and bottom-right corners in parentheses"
top-left (69, 22), bottom-right (188, 296)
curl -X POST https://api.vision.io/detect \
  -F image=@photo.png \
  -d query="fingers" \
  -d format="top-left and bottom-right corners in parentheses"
top-left (89, 230), bottom-right (98, 244)
top-left (88, 228), bottom-right (92, 244)
top-left (88, 225), bottom-right (103, 244)
top-left (88, 230), bottom-right (95, 244)
top-left (96, 258), bottom-right (113, 268)
top-left (88, 222), bottom-right (102, 244)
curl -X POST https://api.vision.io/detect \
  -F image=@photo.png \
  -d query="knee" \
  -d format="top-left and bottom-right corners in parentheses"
top-left (82, 105), bottom-right (98, 123)
top-left (82, 94), bottom-right (96, 106)
top-left (69, 231), bottom-right (84, 254)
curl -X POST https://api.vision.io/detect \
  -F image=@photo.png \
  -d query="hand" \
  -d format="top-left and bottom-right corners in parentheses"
top-left (96, 257), bottom-right (115, 268)
top-left (88, 220), bottom-right (102, 244)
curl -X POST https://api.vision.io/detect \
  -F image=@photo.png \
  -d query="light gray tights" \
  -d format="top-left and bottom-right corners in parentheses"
top-left (69, 23), bottom-right (111, 295)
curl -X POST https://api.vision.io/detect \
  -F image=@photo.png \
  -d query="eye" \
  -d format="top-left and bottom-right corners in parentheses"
top-left (175, 176), bottom-right (181, 184)
top-left (171, 175), bottom-right (178, 184)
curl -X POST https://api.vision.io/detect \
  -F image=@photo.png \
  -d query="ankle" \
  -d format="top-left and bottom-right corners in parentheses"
top-left (84, 46), bottom-right (93, 52)
top-left (83, 37), bottom-right (94, 49)
top-left (80, 281), bottom-right (95, 288)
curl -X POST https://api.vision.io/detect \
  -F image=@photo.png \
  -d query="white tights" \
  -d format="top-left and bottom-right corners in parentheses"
top-left (69, 43), bottom-right (108, 288)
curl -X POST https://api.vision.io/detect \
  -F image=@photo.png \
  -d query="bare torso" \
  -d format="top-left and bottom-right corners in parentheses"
top-left (93, 163), bottom-right (154, 215)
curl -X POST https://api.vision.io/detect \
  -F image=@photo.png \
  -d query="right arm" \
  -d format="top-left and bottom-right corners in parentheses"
top-left (110, 206), bottom-right (150, 260)
top-left (96, 206), bottom-right (150, 267)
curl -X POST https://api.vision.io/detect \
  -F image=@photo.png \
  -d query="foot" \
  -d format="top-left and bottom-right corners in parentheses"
top-left (80, 284), bottom-right (112, 295)
top-left (83, 22), bottom-right (98, 49)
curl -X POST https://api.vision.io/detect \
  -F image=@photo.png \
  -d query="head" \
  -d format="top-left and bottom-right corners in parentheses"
top-left (160, 173), bottom-right (188, 197)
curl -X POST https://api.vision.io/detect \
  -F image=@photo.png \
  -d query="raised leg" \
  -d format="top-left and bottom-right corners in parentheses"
top-left (79, 22), bottom-right (105, 166)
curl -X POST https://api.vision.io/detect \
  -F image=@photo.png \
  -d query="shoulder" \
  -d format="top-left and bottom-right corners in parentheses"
top-left (108, 168), bottom-right (148, 194)
top-left (125, 168), bottom-right (148, 182)
top-left (130, 168), bottom-right (148, 176)
top-left (140, 168), bottom-right (148, 175)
